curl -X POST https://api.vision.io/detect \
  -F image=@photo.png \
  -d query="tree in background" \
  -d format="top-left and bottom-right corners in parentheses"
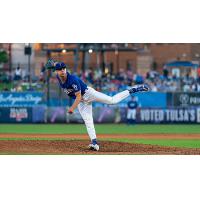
top-left (0, 50), bottom-right (8, 64)
top-left (0, 50), bottom-right (9, 86)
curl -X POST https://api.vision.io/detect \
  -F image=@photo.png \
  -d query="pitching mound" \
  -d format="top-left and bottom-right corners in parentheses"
top-left (0, 140), bottom-right (200, 154)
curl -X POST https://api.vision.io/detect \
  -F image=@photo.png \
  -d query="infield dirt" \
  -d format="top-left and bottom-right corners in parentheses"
top-left (0, 133), bottom-right (200, 154)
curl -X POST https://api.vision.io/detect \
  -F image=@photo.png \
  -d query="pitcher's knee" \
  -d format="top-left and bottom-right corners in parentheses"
top-left (108, 97), bottom-right (118, 104)
top-left (100, 97), bottom-right (119, 104)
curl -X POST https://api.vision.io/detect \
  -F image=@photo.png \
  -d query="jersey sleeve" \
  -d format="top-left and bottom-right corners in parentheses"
top-left (71, 78), bottom-right (81, 93)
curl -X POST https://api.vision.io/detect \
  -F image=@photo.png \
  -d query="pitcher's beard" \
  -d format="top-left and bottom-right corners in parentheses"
top-left (60, 74), bottom-right (66, 82)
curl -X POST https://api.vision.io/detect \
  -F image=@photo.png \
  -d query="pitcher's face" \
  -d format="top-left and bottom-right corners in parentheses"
top-left (56, 68), bottom-right (66, 78)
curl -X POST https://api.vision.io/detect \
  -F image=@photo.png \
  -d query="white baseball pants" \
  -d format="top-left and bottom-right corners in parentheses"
top-left (78, 87), bottom-right (130, 141)
top-left (127, 109), bottom-right (137, 120)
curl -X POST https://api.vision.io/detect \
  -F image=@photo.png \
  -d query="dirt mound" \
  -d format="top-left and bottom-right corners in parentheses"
top-left (0, 140), bottom-right (200, 155)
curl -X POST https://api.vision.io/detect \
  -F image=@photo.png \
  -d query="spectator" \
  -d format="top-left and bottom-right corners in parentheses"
top-left (150, 83), bottom-right (158, 92)
top-left (163, 66), bottom-right (169, 79)
top-left (14, 65), bottom-right (22, 81)
top-left (183, 84), bottom-right (190, 92)
top-left (134, 74), bottom-right (144, 84)
top-left (4, 62), bottom-right (200, 93)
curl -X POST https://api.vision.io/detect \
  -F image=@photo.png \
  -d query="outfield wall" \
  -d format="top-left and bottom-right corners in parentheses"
top-left (1, 106), bottom-right (200, 124)
top-left (0, 91), bottom-right (200, 123)
top-left (1, 91), bottom-right (200, 108)
top-left (0, 91), bottom-right (166, 108)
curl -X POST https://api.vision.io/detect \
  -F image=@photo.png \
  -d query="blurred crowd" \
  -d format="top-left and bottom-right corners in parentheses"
top-left (1, 64), bottom-right (200, 93)
top-left (0, 65), bottom-right (43, 92)
top-left (145, 67), bottom-right (200, 93)
top-left (77, 66), bottom-right (200, 93)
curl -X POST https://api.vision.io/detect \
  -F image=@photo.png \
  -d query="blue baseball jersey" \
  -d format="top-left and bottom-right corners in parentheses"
top-left (56, 72), bottom-right (88, 99)
top-left (127, 100), bottom-right (138, 109)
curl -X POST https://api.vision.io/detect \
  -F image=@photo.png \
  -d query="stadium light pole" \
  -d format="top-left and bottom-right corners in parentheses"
top-left (195, 53), bottom-right (200, 79)
top-left (8, 44), bottom-right (12, 82)
top-left (46, 50), bottom-right (51, 106)
top-left (73, 44), bottom-right (79, 72)
top-left (82, 51), bottom-right (85, 73)
top-left (28, 45), bottom-right (31, 86)
top-left (195, 53), bottom-right (200, 64)
top-left (24, 43), bottom-right (32, 87)
top-left (115, 48), bottom-right (119, 73)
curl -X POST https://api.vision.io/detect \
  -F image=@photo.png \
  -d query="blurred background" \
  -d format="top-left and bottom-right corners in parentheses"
top-left (0, 43), bottom-right (200, 124)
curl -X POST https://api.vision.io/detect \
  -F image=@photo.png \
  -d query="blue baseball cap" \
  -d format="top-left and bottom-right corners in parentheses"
top-left (55, 62), bottom-right (67, 70)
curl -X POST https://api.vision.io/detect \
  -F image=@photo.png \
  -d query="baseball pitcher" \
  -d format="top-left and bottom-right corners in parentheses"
top-left (45, 59), bottom-right (149, 151)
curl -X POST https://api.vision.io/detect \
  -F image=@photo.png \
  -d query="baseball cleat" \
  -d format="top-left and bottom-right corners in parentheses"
top-left (129, 84), bottom-right (149, 94)
top-left (88, 143), bottom-right (100, 151)
top-left (88, 139), bottom-right (100, 151)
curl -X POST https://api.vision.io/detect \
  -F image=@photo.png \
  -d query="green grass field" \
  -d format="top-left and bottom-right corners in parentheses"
top-left (1, 124), bottom-right (200, 134)
top-left (105, 139), bottom-right (200, 148)
top-left (1, 124), bottom-right (200, 148)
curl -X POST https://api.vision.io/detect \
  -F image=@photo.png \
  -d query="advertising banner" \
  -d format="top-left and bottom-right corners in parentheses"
top-left (93, 92), bottom-right (167, 108)
top-left (32, 106), bottom-right (46, 123)
top-left (47, 107), bottom-right (66, 123)
top-left (138, 108), bottom-right (198, 123)
top-left (67, 107), bottom-right (127, 123)
top-left (1, 106), bottom-right (200, 124)
top-left (0, 92), bottom-right (44, 107)
top-left (135, 92), bottom-right (167, 108)
top-left (0, 107), bottom-right (32, 123)
top-left (168, 92), bottom-right (200, 107)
